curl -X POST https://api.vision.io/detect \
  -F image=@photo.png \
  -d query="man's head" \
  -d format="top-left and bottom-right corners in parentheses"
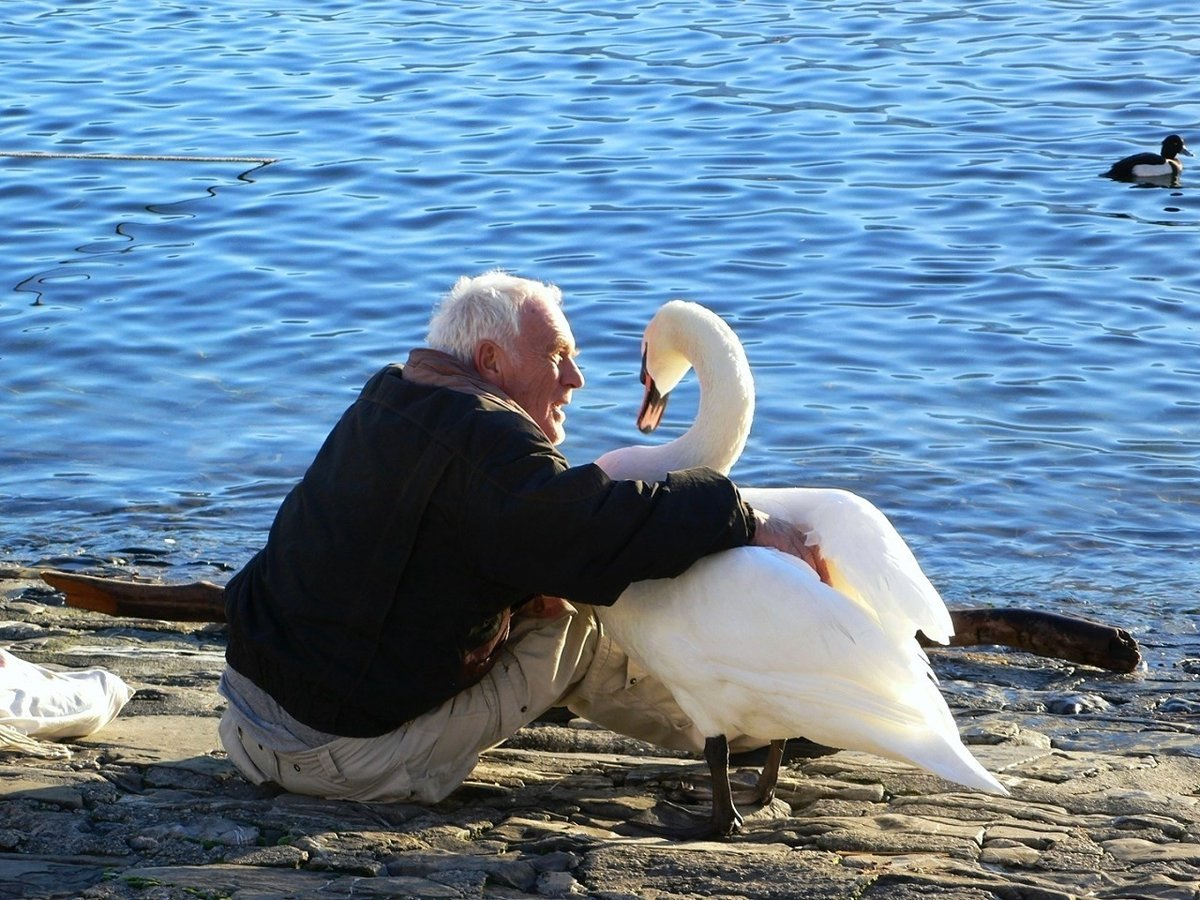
top-left (426, 271), bottom-right (584, 445)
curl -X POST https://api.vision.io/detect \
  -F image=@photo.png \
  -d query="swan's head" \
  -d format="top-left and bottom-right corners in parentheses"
top-left (636, 300), bottom-right (742, 434)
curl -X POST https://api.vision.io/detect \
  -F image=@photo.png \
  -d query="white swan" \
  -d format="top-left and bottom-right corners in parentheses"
top-left (593, 300), bottom-right (1005, 836)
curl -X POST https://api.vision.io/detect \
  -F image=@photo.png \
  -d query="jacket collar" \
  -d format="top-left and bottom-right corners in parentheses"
top-left (402, 348), bottom-right (535, 425)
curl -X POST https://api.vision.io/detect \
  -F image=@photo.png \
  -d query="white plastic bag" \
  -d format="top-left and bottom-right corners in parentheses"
top-left (0, 647), bottom-right (133, 755)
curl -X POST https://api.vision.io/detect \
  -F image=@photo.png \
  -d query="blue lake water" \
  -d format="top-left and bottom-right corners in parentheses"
top-left (2, 0), bottom-right (1198, 664)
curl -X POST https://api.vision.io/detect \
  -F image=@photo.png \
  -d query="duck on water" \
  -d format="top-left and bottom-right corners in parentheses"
top-left (1104, 134), bottom-right (1192, 182)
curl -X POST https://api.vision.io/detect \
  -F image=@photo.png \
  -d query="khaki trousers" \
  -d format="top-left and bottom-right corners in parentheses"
top-left (220, 602), bottom-right (761, 803)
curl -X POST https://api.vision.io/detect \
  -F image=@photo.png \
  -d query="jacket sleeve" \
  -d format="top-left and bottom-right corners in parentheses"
top-left (457, 413), bottom-right (755, 606)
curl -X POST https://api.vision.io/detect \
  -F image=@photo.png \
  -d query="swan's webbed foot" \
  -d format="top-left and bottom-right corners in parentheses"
top-left (705, 733), bottom-right (742, 838)
top-left (710, 794), bottom-right (744, 838)
top-left (750, 739), bottom-right (786, 806)
top-left (621, 734), bottom-right (744, 839)
top-left (680, 737), bottom-right (787, 806)
top-left (624, 798), bottom-right (741, 840)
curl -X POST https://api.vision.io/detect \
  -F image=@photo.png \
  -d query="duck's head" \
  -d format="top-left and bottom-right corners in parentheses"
top-left (1162, 134), bottom-right (1192, 160)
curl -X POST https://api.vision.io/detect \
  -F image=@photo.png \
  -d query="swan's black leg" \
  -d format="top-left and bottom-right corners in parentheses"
top-left (752, 738), bottom-right (786, 805)
top-left (704, 734), bottom-right (743, 837)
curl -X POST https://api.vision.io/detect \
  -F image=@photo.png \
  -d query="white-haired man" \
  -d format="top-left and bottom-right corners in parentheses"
top-left (218, 270), bottom-right (810, 803)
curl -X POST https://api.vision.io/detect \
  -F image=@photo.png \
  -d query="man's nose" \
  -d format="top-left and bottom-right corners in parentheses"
top-left (564, 357), bottom-right (584, 389)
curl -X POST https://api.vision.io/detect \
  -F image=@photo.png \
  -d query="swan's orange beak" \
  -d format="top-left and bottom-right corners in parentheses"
top-left (636, 348), bottom-right (668, 433)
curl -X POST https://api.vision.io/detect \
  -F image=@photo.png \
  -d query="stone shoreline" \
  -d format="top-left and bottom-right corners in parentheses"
top-left (2, 565), bottom-right (1199, 899)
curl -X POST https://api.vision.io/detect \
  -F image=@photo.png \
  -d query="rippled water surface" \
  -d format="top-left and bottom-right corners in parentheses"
top-left (3, 0), bottom-right (1198, 657)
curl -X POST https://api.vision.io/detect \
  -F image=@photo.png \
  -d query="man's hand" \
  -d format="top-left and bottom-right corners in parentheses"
top-left (750, 510), bottom-right (831, 585)
top-left (516, 594), bottom-right (571, 618)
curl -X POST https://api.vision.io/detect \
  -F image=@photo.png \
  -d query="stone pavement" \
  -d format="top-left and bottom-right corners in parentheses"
top-left (2, 566), bottom-right (1199, 899)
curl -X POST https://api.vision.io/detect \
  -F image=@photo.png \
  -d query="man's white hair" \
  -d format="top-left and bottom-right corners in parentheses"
top-left (426, 270), bottom-right (563, 365)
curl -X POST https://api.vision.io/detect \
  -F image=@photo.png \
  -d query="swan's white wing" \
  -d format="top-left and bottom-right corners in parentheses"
top-left (600, 546), bottom-right (1004, 795)
top-left (739, 486), bottom-right (954, 645)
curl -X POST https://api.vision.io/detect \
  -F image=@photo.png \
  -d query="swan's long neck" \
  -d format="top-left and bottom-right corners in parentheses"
top-left (663, 313), bottom-right (754, 476)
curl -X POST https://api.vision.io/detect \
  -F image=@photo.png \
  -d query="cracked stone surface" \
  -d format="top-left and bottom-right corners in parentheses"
top-left (3, 567), bottom-right (1199, 899)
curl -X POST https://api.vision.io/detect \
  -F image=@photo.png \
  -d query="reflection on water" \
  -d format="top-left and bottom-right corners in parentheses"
top-left (2, 0), bottom-right (1197, 650)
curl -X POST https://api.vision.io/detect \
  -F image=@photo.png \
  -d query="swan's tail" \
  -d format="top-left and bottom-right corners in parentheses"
top-left (703, 673), bottom-right (1008, 797)
top-left (902, 731), bottom-right (1007, 795)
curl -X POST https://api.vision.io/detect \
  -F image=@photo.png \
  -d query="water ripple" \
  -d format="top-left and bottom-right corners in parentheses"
top-left (3, 0), bottom-right (1199, 642)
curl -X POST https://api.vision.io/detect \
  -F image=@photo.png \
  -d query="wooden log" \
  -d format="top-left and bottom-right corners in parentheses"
top-left (925, 607), bottom-right (1142, 674)
top-left (39, 570), bottom-right (226, 623)
top-left (39, 570), bottom-right (1143, 673)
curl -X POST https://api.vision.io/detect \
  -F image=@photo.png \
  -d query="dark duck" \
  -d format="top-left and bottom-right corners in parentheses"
top-left (1104, 134), bottom-right (1192, 181)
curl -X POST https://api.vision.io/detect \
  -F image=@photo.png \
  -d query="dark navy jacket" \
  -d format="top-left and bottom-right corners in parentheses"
top-left (224, 360), bottom-right (754, 736)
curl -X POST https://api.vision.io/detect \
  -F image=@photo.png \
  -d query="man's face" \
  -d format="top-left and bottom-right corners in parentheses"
top-left (490, 297), bottom-right (584, 445)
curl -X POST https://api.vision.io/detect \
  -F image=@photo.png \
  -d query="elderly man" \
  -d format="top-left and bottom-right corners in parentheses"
top-left (218, 270), bottom-right (811, 803)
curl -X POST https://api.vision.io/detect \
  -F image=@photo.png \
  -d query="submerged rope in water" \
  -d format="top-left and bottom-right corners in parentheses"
top-left (1, 150), bottom-right (277, 164)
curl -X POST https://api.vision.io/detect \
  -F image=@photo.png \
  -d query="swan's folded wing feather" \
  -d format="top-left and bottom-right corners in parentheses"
top-left (606, 546), bottom-right (932, 731)
top-left (738, 486), bottom-right (954, 644)
top-left (611, 546), bottom-right (888, 675)
top-left (603, 547), bottom-right (1004, 794)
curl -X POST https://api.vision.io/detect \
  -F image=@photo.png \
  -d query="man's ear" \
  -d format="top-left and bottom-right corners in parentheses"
top-left (474, 340), bottom-right (505, 384)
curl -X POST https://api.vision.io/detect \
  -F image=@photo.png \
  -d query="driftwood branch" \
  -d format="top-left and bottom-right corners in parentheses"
top-left (39, 570), bottom-right (1142, 673)
top-left (922, 607), bottom-right (1142, 674)
top-left (39, 570), bottom-right (226, 623)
